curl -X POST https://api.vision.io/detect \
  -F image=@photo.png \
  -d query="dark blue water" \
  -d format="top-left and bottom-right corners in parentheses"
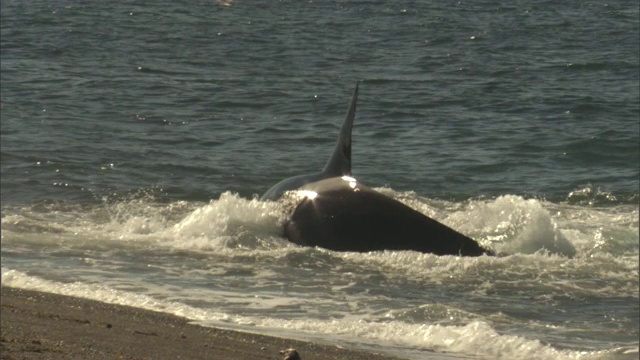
top-left (2, 1), bottom-right (638, 359)
top-left (2, 0), bottom-right (638, 204)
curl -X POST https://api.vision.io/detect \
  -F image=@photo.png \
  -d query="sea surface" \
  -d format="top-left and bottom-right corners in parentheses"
top-left (1, 1), bottom-right (638, 359)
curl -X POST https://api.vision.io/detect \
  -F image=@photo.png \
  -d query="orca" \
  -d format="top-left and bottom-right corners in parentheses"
top-left (261, 84), bottom-right (358, 201)
top-left (262, 84), bottom-right (492, 257)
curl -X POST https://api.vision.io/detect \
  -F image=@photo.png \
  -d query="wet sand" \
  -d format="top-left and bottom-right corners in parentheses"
top-left (1, 286), bottom-right (405, 360)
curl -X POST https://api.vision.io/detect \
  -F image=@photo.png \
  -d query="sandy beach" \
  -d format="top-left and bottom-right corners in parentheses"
top-left (0, 286), bottom-right (405, 360)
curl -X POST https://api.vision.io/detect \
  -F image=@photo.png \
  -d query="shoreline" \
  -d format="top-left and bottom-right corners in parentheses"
top-left (0, 286), bottom-right (406, 360)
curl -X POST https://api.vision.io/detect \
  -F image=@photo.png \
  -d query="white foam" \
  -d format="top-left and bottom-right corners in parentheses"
top-left (5, 188), bottom-right (635, 259)
top-left (3, 268), bottom-right (627, 360)
top-left (1, 192), bottom-right (286, 253)
top-left (446, 195), bottom-right (577, 256)
top-left (371, 190), bottom-right (580, 257)
top-left (2, 193), bottom-right (637, 359)
top-left (1, 268), bottom-right (230, 322)
top-left (169, 192), bottom-right (284, 250)
top-left (201, 308), bottom-right (628, 360)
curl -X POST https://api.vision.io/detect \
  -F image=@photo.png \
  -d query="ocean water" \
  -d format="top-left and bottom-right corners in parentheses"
top-left (1, 1), bottom-right (638, 359)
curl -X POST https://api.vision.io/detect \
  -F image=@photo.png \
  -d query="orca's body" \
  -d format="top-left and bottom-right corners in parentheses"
top-left (263, 84), bottom-right (492, 256)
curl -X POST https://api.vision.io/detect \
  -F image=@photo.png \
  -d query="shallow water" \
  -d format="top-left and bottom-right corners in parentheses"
top-left (1, 1), bottom-right (638, 359)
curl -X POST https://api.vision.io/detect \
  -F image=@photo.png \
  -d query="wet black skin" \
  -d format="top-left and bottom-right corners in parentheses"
top-left (284, 177), bottom-right (493, 256)
top-left (264, 84), bottom-right (491, 256)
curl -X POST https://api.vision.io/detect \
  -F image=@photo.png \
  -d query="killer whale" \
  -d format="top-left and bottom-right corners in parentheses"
top-left (261, 84), bottom-right (358, 201)
top-left (263, 84), bottom-right (492, 256)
